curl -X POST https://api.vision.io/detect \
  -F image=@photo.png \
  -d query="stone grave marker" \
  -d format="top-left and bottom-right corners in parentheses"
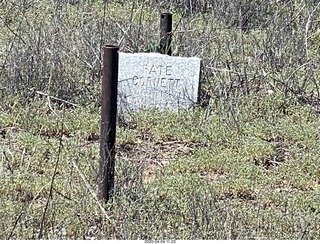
top-left (118, 52), bottom-right (201, 112)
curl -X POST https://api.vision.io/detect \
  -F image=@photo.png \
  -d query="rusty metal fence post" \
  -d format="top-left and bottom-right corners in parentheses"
top-left (98, 45), bottom-right (119, 203)
top-left (160, 13), bottom-right (172, 56)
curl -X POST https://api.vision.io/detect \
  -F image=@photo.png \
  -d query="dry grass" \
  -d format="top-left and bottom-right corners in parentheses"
top-left (1, 0), bottom-right (320, 240)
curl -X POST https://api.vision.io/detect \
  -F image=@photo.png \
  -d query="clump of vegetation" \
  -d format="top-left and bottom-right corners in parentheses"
top-left (1, 0), bottom-right (320, 240)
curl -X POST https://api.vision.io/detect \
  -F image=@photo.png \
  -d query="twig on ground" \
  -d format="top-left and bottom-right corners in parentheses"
top-left (7, 212), bottom-right (25, 240)
top-left (71, 158), bottom-right (111, 221)
top-left (29, 89), bottom-right (78, 108)
top-left (38, 115), bottom-right (65, 239)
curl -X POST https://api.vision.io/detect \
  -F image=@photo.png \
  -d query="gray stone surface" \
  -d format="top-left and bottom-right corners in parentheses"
top-left (118, 52), bottom-right (201, 112)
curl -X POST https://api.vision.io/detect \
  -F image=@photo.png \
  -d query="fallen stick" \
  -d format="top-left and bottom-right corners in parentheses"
top-left (28, 89), bottom-right (78, 107)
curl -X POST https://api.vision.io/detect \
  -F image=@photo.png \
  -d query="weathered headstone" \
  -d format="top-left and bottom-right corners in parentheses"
top-left (118, 52), bottom-right (201, 112)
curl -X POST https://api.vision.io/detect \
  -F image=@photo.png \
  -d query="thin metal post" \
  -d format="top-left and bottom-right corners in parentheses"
top-left (160, 13), bottom-right (172, 56)
top-left (98, 45), bottom-right (119, 203)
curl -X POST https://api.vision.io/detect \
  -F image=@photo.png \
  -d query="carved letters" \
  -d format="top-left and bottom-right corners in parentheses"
top-left (118, 52), bottom-right (201, 111)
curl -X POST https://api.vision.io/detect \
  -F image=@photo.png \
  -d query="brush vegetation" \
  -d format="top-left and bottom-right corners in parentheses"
top-left (1, 0), bottom-right (320, 240)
